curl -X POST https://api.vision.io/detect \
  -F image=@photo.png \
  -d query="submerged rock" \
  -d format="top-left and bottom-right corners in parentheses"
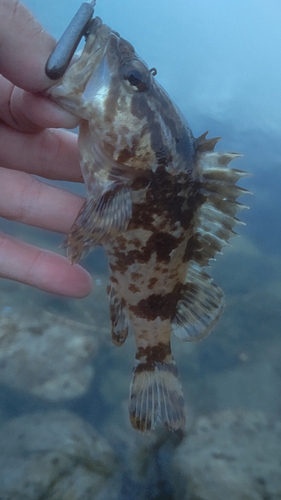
top-left (0, 410), bottom-right (115, 499)
top-left (173, 409), bottom-right (281, 500)
top-left (0, 310), bottom-right (97, 401)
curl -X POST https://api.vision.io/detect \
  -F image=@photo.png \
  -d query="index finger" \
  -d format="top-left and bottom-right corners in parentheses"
top-left (0, 123), bottom-right (82, 182)
top-left (0, 0), bottom-right (55, 92)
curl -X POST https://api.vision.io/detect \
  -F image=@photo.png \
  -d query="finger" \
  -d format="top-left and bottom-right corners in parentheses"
top-left (0, 76), bottom-right (80, 132)
top-left (0, 232), bottom-right (92, 298)
top-left (0, 0), bottom-right (56, 92)
top-left (0, 167), bottom-right (84, 233)
top-left (0, 125), bottom-right (82, 182)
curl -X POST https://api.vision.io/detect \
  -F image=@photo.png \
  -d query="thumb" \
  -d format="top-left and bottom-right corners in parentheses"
top-left (0, 0), bottom-right (55, 92)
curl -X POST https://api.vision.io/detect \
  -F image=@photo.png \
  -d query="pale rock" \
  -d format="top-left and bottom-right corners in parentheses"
top-left (0, 410), bottom-right (115, 499)
top-left (173, 409), bottom-right (281, 500)
top-left (0, 310), bottom-right (97, 401)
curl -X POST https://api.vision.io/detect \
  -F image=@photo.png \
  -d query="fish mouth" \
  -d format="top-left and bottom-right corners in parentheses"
top-left (48, 17), bottom-right (116, 115)
top-left (83, 17), bottom-right (111, 61)
top-left (80, 18), bottom-right (114, 103)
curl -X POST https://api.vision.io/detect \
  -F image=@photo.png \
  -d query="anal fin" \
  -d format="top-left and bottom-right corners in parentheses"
top-left (129, 360), bottom-right (185, 432)
top-left (172, 261), bottom-right (224, 341)
top-left (65, 184), bottom-right (132, 263)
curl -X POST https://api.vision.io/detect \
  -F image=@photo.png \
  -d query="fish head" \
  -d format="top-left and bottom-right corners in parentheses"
top-left (49, 17), bottom-right (194, 173)
top-left (50, 18), bottom-right (152, 112)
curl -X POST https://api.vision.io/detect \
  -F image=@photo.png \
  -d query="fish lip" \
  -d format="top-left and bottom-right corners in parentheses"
top-left (84, 17), bottom-right (113, 61)
top-left (77, 22), bottom-right (119, 104)
top-left (86, 15), bottom-right (103, 38)
top-left (47, 17), bottom-right (113, 104)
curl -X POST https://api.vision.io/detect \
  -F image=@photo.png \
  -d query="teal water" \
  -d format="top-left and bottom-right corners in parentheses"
top-left (1, 1), bottom-right (281, 498)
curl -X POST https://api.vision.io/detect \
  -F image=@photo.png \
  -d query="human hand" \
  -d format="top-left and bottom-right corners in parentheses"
top-left (0, 0), bottom-right (92, 298)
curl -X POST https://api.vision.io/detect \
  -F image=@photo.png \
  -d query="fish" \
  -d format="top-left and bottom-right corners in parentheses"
top-left (49, 15), bottom-right (249, 432)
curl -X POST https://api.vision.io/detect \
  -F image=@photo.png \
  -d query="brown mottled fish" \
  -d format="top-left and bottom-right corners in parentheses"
top-left (49, 16), bottom-right (248, 431)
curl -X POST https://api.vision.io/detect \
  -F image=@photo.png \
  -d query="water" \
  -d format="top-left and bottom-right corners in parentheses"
top-left (0, 1), bottom-right (281, 498)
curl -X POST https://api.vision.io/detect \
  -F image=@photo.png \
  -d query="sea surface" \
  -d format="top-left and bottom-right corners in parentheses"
top-left (0, 1), bottom-right (281, 499)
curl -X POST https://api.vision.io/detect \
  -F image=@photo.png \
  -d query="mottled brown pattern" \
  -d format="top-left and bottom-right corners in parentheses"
top-left (131, 88), bottom-right (195, 169)
top-left (129, 284), bottom-right (182, 320)
top-left (49, 16), bottom-right (248, 431)
top-left (130, 175), bottom-right (150, 191)
top-left (117, 138), bottom-right (138, 163)
top-left (145, 232), bottom-right (183, 261)
top-left (130, 167), bottom-right (201, 232)
top-left (109, 247), bottom-right (151, 273)
top-left (131, 272), bottom-right (142, 281)
top-left (136, 342), bottom-right (172, 366)
top-left (148, 277), bottom-right (158, 289)
top-left (114, 235), bottom-right (128, 251)
top-left (109, 230), bottom-right (182, 274)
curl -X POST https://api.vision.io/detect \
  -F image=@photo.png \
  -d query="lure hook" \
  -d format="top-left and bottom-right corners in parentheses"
top-left (45, 1), bottom-right (96, 80)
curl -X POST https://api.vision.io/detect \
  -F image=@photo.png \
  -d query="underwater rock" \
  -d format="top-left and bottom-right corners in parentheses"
top-left (0, 410), bottom-right (115, 500)
top-left (0, 310), bottom-right (97, 401)
top-left (173, 409), bottom-right (281, 500)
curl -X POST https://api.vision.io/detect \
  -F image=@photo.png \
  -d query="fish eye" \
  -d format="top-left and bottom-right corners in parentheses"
top-left (123, 64), bottom-right (149, 92)
top-left (127, 69), bottom-right (143, 86)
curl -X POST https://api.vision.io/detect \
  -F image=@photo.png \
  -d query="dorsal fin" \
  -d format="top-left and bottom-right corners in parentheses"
top-left (192, 137), bottom-right (250, 267)
top-left (195, 131), bottom-right (221, 152)
top-left (173, 135), bottom-right (249, 342)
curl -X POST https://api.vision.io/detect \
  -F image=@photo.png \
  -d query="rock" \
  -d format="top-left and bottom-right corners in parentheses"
top-left (0, 310), bottom-right (97, 401)
top-left (173, 410), bottom-right (281, 500)
top-left (0, 410), bottom-right (116, 500)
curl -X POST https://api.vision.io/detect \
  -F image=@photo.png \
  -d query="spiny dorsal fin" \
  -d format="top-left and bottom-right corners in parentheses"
top-left (173, 139), bottom-right (249, 341)
top-left (195, 131), bottom-right (221, 152)
top-left (65, 184), bottom-right (132, 263)
top-left (191, 142), bottom-right (250, 267)
top-left (129, 359), bottom-right (185, 431)
top-left (172, 261), bottom-right (224, 341)
top-left (107, 281), bottom-right (131, 346)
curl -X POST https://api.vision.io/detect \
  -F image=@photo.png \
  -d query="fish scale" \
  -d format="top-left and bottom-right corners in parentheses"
top-left (49, 12), bottom-right (249, 432)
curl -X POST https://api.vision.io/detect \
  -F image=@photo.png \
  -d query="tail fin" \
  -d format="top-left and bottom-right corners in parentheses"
top-left (129, 360), bottom-right (186, 432)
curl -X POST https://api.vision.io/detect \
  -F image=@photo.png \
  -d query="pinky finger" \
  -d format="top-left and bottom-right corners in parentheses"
top-left (0, 233), bottom-right (92, 298)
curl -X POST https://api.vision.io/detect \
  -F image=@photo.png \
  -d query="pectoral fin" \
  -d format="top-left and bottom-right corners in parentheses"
top-left (65, 184), bottom-right (132, 263)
